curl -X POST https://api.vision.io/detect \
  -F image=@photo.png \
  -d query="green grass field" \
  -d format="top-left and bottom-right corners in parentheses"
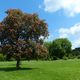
top-left (0, 59), bottom-right (80, 80)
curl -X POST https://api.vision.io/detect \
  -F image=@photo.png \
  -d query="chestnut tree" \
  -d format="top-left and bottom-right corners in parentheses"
top-left (0, 9), bottom-right (48, 69)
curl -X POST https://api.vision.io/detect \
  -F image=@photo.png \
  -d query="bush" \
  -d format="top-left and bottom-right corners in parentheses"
top-left (0, 54), bottom-right (6, 61)
top-left (68, 54), bottom-right (75, 59)
top-left (77, 55), bottom-right (80, 59)
top-left (62, 56), bottom-right (68, 60)
top-left (52, 56), bottom-right (59, 60)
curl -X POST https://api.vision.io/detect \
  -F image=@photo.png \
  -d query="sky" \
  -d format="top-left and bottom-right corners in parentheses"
top-left (0, 0), bottom-right (80, 49)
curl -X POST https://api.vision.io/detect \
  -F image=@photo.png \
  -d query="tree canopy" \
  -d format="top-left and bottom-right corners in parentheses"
top-left (49, 38), bottom-right (72, 60)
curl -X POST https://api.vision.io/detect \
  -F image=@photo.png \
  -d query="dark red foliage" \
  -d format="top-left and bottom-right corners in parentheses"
top-left (0, 9), bottom-right (49, 68)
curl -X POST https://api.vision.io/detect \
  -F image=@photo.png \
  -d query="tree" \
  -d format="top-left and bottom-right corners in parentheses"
top-left (44, 41), bottom-right (52, 59)
top-left (72, 47), bottom-right (80, 57)
top-left (0, 9), bottom-right (48, 69)
top-left (49, 38), bottom-right (72, 60)
top-left (44, 42), bottom-right (52, 50)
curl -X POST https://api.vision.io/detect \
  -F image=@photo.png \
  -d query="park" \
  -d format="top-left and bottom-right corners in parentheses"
top-left (0, 0), bottom-right (80, 80)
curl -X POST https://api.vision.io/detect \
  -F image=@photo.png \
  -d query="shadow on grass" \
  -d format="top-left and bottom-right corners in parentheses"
top-left (0, 67), bottom-right (38, 72)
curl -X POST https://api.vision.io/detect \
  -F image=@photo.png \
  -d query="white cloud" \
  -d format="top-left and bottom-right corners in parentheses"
top-left (43, 0), bottom-right (80, 16)
top-left (59, 23), bottom-right (80, 38)
top-left (72, 39), bottom-right (80, 49)
top-left (44, 23), bottom-right (80, 48)
top-left (59, 23), bottom-right (80, 49)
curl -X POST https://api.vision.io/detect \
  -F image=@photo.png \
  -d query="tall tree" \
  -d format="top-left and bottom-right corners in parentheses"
top-left (49, 38), bottom-right (72, 59)
top-left (0, 9), bottom-right (48, 69)
top-left (44, 41), bottom-right (52, 59)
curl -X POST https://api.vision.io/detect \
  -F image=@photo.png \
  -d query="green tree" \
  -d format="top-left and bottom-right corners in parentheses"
top-left (0, 9), bottom-right (48, 69)
top-left (50, 38), bottom-right (72, 60)
top-left (44, 41), bottom-right (52, 59)
top-left (72, 47), bottom-right (80, 57)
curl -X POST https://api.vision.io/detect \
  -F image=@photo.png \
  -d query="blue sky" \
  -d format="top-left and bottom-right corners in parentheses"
top-left (0, 0), bottom-right (80, 49)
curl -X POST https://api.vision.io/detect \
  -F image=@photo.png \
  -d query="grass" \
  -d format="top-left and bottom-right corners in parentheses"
top-left (0, 59), bottom-right (80, 80)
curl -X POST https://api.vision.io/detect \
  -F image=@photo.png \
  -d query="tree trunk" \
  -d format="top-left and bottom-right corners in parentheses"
top-left (16, 57), bottom-right (20, 69)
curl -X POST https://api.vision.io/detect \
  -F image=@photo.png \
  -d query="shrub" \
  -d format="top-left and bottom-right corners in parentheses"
top-left (68, 54), bottom-right (75, 59)
top-left (0, 54), bottom-right (6, 61)
top-left (62, 56), bottom-right (68, 60)
top-left (77, 55), bottom-right (80, 59)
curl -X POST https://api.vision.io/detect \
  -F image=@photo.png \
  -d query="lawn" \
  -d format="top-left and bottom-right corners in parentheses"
top-left (0, 59), bottom-right (80, 80)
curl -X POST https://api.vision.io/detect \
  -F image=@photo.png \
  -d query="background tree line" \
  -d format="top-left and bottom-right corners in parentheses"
top-left (44, 38), bottom-right (80, 60)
